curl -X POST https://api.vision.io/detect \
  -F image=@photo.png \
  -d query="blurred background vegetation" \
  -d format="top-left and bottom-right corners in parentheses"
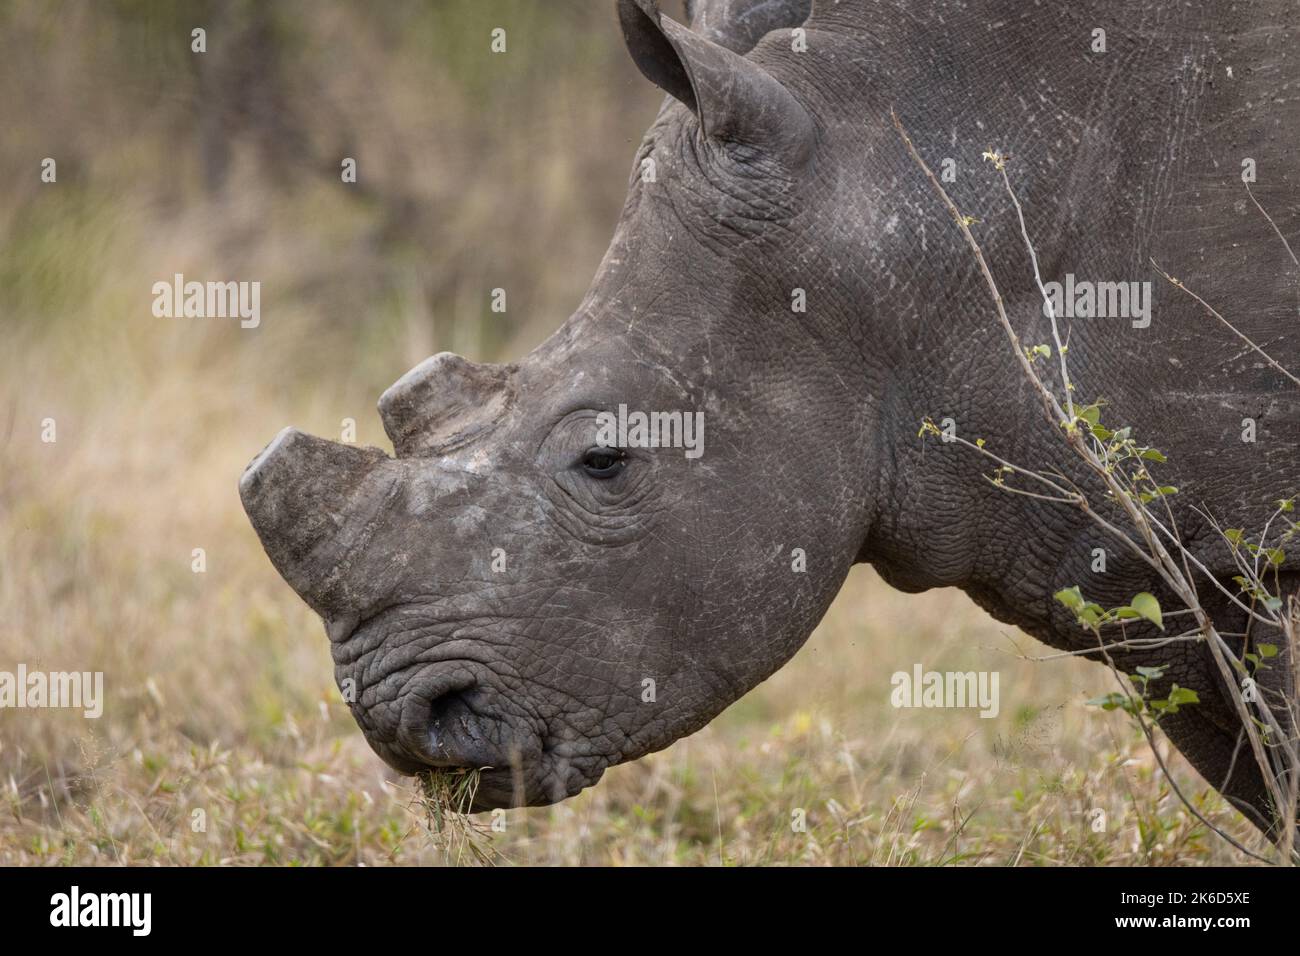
top-left (0, 0), bottom-right (1264, 864)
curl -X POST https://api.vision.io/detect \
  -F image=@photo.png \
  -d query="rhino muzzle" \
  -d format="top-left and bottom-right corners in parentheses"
top-left (238, 355), bottom-right (570, 804)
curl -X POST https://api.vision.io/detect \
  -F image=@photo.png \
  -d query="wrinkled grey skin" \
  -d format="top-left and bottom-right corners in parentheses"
top-left (242, 0), bottom-right (1299, 835)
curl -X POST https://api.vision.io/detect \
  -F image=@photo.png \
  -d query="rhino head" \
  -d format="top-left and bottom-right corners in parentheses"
top-left (240, 0), bottom-right (872, 809)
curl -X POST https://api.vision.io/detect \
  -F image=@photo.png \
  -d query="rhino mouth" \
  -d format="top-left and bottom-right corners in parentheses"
top-left (339, 608), bottom-right (606, 810)
top-left (413, 685), bottom-right (605, 809)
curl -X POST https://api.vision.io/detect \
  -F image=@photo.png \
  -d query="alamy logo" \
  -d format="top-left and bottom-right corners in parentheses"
top-left (1041, 274), bottom-right (1152, 328)
top-left (0, 664), bottom-right (103, 718)
top-left (890, 664), bottom-right (1000, 718)
top-left (595, 404), bottom-right (704, 459)
top-left (50, 886), bottom-right (151, 936)
top-left (152, 273), bottom-right (261, 328)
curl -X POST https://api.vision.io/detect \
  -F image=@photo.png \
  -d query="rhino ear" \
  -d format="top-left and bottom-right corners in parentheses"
top-left (617, 0), bottom-right (813, 164)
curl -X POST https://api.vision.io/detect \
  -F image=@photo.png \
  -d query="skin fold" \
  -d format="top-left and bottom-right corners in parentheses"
top-left (241, 0), bottom-right (1299, 836)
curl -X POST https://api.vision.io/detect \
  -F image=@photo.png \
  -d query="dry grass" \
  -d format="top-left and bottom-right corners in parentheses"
top-left (413, 769), bottom-right (500, 866)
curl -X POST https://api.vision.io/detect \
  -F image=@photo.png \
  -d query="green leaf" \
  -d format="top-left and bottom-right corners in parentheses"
top-left (1224, 528), bottom-right (1245, 548)
top-left (1053, 586), bottom-right (1084, 611)
top-left (1165, 685), bottom-right (1199, 708)
top-left (1078, 605), bottom-right (1103, 627)
top-left (1086, 693), bottom-right (1127, 712)
top-left (1135, 664), bottom-right (1167, 679)
top-left (1258, 643), bottom-right (1279, 659)
top-left (1130, 592), bottom-right (1163, 630)
top-left (1139, 448), bottom-right (1167, 463)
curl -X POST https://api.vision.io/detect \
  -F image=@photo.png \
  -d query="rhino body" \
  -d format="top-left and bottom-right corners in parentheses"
top-left (242, 0), bottom-right (1300, 836)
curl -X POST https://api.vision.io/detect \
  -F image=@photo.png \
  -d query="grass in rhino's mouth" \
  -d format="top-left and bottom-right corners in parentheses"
top-left (413, 768), bottom-right (499, 865)
top-left (416, 767), bottom-right (480, 818)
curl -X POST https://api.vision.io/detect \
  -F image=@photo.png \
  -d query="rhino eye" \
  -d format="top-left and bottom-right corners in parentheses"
top-left (580, 446), bottom-right (626, 479)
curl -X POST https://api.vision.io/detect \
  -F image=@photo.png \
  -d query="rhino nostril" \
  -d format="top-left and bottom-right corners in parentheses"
top-left (424, 692), bottom-right (496, 770)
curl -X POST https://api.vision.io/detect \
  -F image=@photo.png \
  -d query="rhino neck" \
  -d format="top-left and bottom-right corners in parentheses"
top-left (842, 0), bottom-right (1298, 644)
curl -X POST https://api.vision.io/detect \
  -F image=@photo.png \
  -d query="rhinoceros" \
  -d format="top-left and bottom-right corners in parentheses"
top-left (240, 0), bottom-right (1300, 838)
